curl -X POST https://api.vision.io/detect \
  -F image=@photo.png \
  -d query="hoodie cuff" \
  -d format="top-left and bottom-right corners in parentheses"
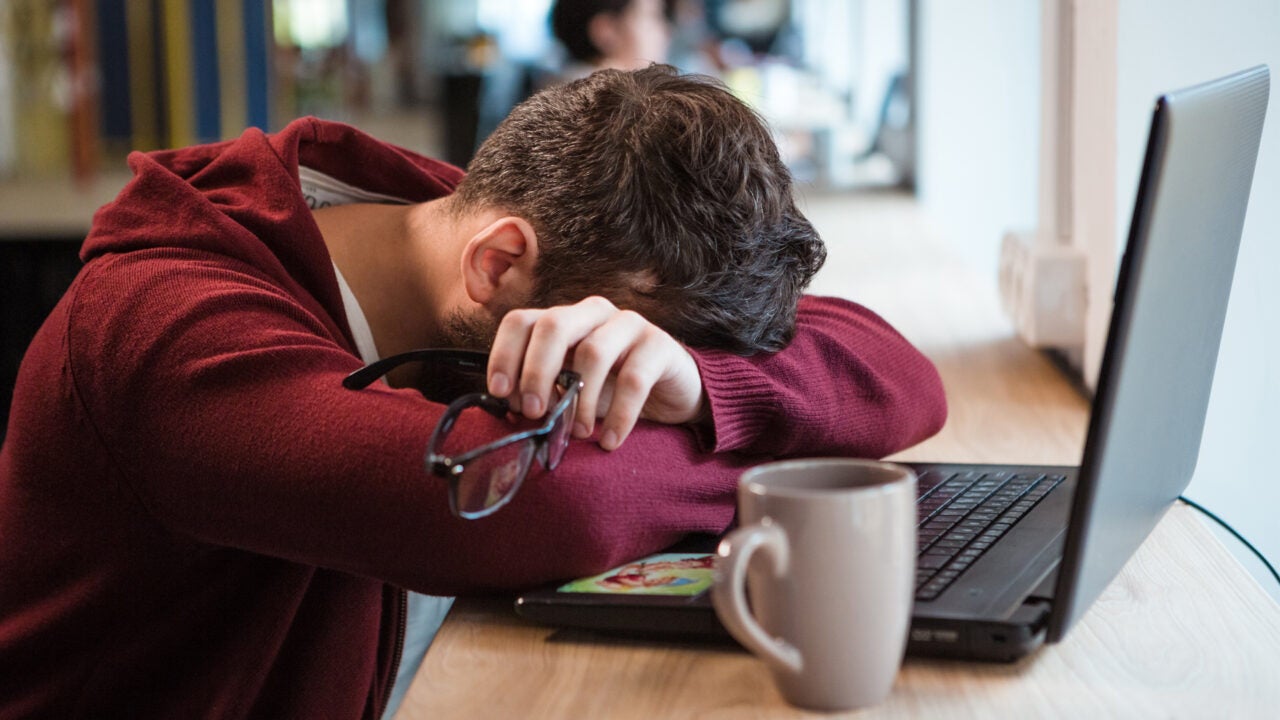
top-left (689, 350), bottom-right (784, 454)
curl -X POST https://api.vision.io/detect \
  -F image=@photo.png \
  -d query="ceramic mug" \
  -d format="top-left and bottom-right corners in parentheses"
top-left (712, 458), bottom-right (916, 711)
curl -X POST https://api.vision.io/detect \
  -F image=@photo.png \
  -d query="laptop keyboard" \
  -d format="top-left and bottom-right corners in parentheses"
top-left (914, 470), bottom-right (1065, 601)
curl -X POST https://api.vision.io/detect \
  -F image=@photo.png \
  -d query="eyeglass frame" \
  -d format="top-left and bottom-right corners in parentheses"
top-left (342, 348), bottom-right (583, 519)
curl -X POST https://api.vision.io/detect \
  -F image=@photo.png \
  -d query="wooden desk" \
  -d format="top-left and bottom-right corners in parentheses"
top-left (401, 504), bottom-right (1280, 719)
top-left (397, 194), bottom-right (1280, 718)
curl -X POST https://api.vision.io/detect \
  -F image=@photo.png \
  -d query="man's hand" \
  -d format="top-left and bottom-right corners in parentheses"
top-left (486, 296), bottom-right (706, 451)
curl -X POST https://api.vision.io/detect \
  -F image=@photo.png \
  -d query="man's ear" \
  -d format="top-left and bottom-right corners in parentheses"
top-left (460, 216), bottom-right (539, 307)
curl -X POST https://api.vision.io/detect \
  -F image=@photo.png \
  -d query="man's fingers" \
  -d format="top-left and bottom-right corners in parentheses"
top-left (485, 296), bottom-right (704, 451)
top-left (568, 310), bottom-right (648, 438)
top-left (487, 308), bottom-right (540, 403)
top-left (520, 297), bottom-right (621, 418)
top-left (488, 297), bottom-right (620, 419)
top-left (597, 331), bottom-right (669, 450)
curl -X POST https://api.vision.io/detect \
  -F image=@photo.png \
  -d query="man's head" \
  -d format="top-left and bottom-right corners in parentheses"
top-left (451, 64), bottom-right (826, 355)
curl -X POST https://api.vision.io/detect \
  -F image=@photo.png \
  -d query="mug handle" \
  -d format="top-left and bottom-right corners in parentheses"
top-left (712, 522), bottom-right (803, 674)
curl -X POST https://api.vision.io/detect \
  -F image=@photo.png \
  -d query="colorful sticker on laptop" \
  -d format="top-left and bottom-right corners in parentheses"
top-left (556, 553), bottom-right (715, 596)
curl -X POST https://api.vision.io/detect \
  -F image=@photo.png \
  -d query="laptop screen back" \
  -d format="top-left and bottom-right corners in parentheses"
top-left (1048, 66), bottom-right (1270, 642)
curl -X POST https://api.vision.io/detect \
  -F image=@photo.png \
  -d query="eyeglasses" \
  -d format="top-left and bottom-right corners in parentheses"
top-left (342, 349), bottom-right (583, 519)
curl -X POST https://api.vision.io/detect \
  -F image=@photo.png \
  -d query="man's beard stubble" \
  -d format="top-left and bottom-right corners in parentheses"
top-left (438, 307), bottom-right (502, 351)
top-left (439, 282), bottom-right (556, 351)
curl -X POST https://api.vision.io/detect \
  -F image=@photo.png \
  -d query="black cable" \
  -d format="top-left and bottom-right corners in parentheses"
top-left (1178, 495), bottom-right (1280, 590)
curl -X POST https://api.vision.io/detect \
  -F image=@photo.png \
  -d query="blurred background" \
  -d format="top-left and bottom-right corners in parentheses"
top-left (0, 0), bottom-right (914, 187)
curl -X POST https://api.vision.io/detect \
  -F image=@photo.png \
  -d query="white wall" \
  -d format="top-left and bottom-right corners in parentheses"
top-left (916, 0), bottom-right (1040, 275)
top-left (1116, 0), bottom-right (1280, 599)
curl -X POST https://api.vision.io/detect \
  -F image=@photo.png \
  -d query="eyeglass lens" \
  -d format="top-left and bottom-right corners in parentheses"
top-left (439, 382), bottom-right (578, 517)
top-left (454, 438), bottom-right (537, 517)
top-left (545, 389), bottom-right (577, 469)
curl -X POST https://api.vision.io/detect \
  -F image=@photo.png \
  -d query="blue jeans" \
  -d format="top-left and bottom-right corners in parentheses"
top-left (381, 592), bottom-right (455, 719)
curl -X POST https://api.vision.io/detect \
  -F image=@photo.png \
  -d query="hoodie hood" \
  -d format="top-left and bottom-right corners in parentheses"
top-left (82, 117), bottom-right (465, 334)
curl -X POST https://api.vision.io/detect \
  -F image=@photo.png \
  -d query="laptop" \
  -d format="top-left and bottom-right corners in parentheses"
top-left (515, 66), bottom-right (1271, 662)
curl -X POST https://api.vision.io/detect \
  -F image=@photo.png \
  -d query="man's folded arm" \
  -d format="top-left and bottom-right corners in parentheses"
top-left (73, 265), bottom-right (942, 595)
top-left (691, 294), bottom-right (947, 459)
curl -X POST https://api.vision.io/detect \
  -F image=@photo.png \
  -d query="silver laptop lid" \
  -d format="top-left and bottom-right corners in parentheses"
top-left (1048, 65), bottom-right (1270, 642)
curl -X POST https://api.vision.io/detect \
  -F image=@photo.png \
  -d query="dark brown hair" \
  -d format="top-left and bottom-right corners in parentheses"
top-left (453, 64), bottom-right (826, 355)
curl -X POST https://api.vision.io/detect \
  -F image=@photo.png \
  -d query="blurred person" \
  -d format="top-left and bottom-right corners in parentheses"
top-left (551, 0), bottom-right (673, 76)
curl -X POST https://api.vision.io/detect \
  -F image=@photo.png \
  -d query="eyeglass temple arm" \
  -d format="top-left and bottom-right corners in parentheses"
top-left (341, 349), bottom-right (490, 390)
top-left (346, 359), bottom-right (510, 420)
top-left (344, 353), bottom-right (572, 426)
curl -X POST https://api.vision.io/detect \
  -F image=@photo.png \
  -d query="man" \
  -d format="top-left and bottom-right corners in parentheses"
top-left (0, 66), bottom-right (945, 718)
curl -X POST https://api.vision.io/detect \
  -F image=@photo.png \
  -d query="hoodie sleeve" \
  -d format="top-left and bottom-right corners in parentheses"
top-left (67, 250), bottom-right (744, 595)
top-left (67, 253), bottom-right (941, 596)
top-left (691, 295), bottom-right (947, 459)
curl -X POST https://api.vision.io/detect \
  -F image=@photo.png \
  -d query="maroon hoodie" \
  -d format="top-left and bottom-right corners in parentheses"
top-left (0, 118), bottom-right (946, 718)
